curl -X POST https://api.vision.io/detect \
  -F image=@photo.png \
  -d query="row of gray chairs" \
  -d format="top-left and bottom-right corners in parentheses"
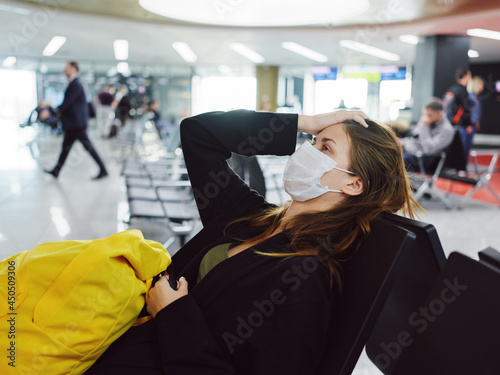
top-left (410, 129), bottom-right (500, 209)
top-left (121, 157), bottom-right (200, 247)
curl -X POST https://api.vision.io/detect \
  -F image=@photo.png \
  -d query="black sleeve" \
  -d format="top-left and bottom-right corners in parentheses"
top-left (180, 110), bottom-right (298, 226)
top-left (154, 261), bottom-right (334, 375)
top-left (154, 296), bottom-right (239, 374)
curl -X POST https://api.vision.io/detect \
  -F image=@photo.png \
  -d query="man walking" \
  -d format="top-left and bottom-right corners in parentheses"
top-left (443, 68), bottom-right (472, 157)
top-left (43, 61), bottom-right (108, 180)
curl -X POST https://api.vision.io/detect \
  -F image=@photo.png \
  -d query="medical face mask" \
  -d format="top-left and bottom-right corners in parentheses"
top-left (283, 141), bottom-right (355, 202)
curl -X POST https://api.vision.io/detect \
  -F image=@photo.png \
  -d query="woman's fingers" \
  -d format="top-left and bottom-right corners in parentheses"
top-left (300, 110), bottom-right (370, 135)
top-left (353, 112), bottom-right (369, 128)
top-left (336, 110), bottom-right (369, 128)
top-left (176, 277), bottom-right (188, 292)
top-left (146, 276), bottom-right (189, 318)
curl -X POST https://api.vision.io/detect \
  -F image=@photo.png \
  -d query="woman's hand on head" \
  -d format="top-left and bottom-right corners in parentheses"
top-left (298, 110), bottom-right (369, 135)
top-left (146, 276), bottom-right (188, 318)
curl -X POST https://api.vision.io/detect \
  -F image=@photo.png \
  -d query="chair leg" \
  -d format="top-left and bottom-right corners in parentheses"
top-left (414, 181), bottom-right (431, 200)
top-left (486, 186), bottom-right (500, 207)
top-left (430, 186), bottom-right (454, 209)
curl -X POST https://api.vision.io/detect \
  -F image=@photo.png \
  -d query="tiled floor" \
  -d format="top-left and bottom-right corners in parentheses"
top-left (1, 118), bottom-right (499, 374)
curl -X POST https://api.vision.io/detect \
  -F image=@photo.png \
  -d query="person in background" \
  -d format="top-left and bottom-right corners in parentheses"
top-left (114, 86), bottom-right (133, 127)
top-left (33, 101), bottom-right (59, 131)
top-left (400, 97), bottom-right (454, 172)
top-left (443, 68), bottom-right (472, 156)
top-left (466, 76), bottom-right (485, 158)
top-left (42, 61), bottom-right (108, 180)
top-left (149, 100), bottom-right (160, 124)
top-left (96, 85), bottom-right (115, 137)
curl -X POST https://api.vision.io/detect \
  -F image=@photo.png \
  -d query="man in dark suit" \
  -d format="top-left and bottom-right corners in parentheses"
top-left (44, 61), bottom-right (108, 180)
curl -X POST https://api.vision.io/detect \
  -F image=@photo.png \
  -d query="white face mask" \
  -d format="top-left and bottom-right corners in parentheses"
top-left (283, 141), bottom-right (355, 202)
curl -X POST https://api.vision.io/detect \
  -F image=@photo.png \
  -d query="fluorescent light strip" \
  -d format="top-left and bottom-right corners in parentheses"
top-left (468, 49), bottom-right (480, 58)
top-left (43, 36), bottom-right (66, 56)
top-left (466, 28), bottom-right (500, 40)
top-left (173, 42), bottom-right (197, 63)
top-left (399, 35), bottom-right (419, 45)
top-left (340, 40), bottom-right (400, 61)
top-left (229, 43), bottom-right (265, 64)
top-left (281, 42), bottom-right (328, 62)
top-left (2, 56), bottom-right (17, 67)
top-left (113, 40), bottom-right (129, 60)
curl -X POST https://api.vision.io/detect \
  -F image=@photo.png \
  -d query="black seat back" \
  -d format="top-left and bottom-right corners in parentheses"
top-left (318, 217), bottom-right (416, 374)
top-left (365, 213), bottom-right (447, 374)
top-left (390, 250), bottom-right (500, 374)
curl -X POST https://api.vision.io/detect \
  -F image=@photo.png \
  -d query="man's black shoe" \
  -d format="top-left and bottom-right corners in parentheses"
top-left (92, 171), bottom-right (108, 180)
top-left (44, 169), bottom-right (59, 178)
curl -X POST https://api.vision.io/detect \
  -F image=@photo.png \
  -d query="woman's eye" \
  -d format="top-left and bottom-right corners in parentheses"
top-left (322, 145), bottom-right (331, 152)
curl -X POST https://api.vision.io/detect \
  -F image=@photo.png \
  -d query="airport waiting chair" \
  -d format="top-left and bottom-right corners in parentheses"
top-left (317, 215), bottom-right (416, 374)
top-left (382, 248), bottom-right (500, 374)
top-left (411, 130), bottom-right (466, 208)
top-left (365, 213), bottom-right (447, 374)
top-left (440, 149), bottom-right (500, 208)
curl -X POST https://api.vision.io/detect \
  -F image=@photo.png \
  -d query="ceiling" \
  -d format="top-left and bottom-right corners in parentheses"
top-left (1, 0), bottom-right (500, 73)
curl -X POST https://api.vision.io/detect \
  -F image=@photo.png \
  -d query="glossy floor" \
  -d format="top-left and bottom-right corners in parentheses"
top-left (1, 119), bottom-right (499, 374)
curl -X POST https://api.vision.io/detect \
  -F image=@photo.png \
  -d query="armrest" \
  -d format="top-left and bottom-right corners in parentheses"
top-left (479, 247), bottom-right (500, 270)
top-left (470, 150), bottom-right (499, 177)
top-left (415, 151), bottom-right (446, 176)
top-left (154, 180), bottom-right (192, 187)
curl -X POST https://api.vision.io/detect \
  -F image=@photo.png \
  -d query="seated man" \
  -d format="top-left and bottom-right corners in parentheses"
top-left (400, 97), bottom-right (454, 172)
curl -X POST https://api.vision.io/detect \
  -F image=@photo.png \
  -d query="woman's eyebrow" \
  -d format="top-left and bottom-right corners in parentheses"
top-left (321, 137), bottom-right (336, 145)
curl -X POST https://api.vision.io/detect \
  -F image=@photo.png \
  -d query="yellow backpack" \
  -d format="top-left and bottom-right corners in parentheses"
top-left (0, 230), bottom-right (171, 374)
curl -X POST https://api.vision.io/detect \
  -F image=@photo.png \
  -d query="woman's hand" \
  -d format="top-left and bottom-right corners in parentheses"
top-left (298, 110), bottom-right (369, 135)
top-left (146, 276), bottom-right (188, 318)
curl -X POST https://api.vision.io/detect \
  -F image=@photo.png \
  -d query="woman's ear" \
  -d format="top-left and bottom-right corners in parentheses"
top-left (343, 176), bottom-right (364, 196)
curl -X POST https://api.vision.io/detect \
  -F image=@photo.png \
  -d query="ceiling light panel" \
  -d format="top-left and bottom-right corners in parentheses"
top-left (229, 43), bottom-right (265, 63)
top-left (466, 28), bottom-right (500, 40)
top-left (172, 42), bottom-right (197, 62)
top-left (281, 42), bottom-right (328, 62)
top-left (114, 40), bottom-right (129, 60)
top-left (340, 40), bottom-right (400, 61)
top-left (42, 36), bottom-right (66, 56)
top-left (399, 35), bottom-right (419, 45)
top-left (2, 56), bottom-right (17, 67)
top-left (468, 50), bottom-right (480, 58)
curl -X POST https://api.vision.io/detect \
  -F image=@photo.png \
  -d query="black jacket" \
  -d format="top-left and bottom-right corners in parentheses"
top-left (88, 110), bottom-right (334, 375)
top-left (58, 77), bottom-right (88, 132)
top-left (444, 82), bottom-right (471, 127)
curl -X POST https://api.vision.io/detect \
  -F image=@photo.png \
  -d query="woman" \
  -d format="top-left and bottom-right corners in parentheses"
top-left (88, 109), bottom-right (419, 374)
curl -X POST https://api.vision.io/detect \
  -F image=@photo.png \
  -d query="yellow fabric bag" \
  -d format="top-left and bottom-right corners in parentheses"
top-left (0, 230), bottom-right (171, 375)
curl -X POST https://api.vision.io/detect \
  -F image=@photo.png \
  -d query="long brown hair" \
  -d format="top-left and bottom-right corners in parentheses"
top-left (225, 119), bottom-right (422, 288)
